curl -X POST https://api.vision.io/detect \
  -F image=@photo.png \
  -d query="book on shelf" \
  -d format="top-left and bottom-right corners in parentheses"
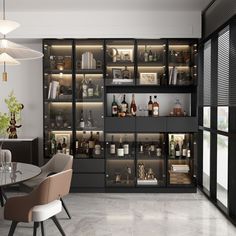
top-left (137, 178), bottom-right (158, 185)
top-left (169, 66), bottom-right (178, 85)
top-left (112, 78), bottom-right (133, 84)
top-left (81, 52), bottom-right (96, 69)
top-left (48, 81), bottom-right (59, 99)
top-left (171, 164), bottom-right (189, 173)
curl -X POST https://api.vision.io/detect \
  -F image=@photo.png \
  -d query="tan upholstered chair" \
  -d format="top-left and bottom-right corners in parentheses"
top-left (21, 153), bottom-right (73, 219)
top-left (4, 169), bottom-right (72, 236)
top-left (0, 149), bottom-right (12, 206)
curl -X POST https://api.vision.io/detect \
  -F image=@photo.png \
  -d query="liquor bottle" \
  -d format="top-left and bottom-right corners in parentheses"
top-left (139, 143), bottom-right (144, 153)
top-left (173, 99), bottom-right (183, 116)
top-left (121, 94), bottom-right (128, 114)
top-left (148, 49), bottom-right (153, 62)
top-left (81, 74), bottom-right (88, 98)
top-left (88, 131), bottom-right (95, 158)
top-left (122, 66), bottom-right (130, 79)
top-left (62, 138), bottom-right (67, 154)
top-left (150, 140), bottom-right (155, 152)
top-left (57, 141), bottom-right (63, 153)
top-left (156, 140), bottom-right (162, 157)
top-left (144, 45), bottom-right (149, 62)
top-left (87, 79), bottom-right (94, 97)
top-left (182, 139), bottom-right (187, 158)
top-left (148, 96), bottom-right (153, 116)
top-left (87, 110), bottom-right (94, 127)
top-left (80, 131), bottom-right (87, 154)
top-left (153, 52), bottom-right (157, 62)
top-left (169, 135), bottom-right (175, 158)
top-left (51, 134), bottom-right (57, 155)
top-left (110, 135), bottom-right (116, 155)
top-left (187, 142), bottom-right (191, 158)
top-left (117, 137), bottom-right (124, 157)
top-left (94, 132), bottom-right (101, 156)
top-left (175, 141), bottom-right (180, 158)
top-left (123, 135), bottom-right (129, 155)
top-left (152, 95), bottom-right (159, 117)
top-left (130, 94), bottom-right (137, 116)
top-left (79, 110), bottom-right (85, 129)
top-left (111, 95), bottom-right (118, 117)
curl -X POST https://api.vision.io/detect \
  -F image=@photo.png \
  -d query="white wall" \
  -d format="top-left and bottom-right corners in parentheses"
top-left (0, 40), bottom-right (43, 164)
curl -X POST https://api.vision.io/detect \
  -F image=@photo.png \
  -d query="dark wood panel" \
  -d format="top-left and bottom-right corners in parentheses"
top-left (71, 174), bottom-right (105, 188)
top-left (136, 117), bottom-right (166, 132)
top-left (166, 117), bottom-right (198, 132)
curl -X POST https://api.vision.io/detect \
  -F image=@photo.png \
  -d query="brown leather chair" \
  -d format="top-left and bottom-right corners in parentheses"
top-left (21, 153), bottom-right (73, 219)
top-left (4, 169), bottom-right (72, 236)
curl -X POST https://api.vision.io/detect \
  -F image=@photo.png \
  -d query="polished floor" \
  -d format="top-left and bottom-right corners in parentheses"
top-left (0, 191), bottom-right (236, 236)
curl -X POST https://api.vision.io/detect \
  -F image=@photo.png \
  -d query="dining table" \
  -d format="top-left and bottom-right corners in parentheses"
top-left (0, 162), bottom-right (41, 206)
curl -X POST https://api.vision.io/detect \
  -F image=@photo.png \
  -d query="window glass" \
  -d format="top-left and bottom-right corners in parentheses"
top-left (203, 131), bottom-right (211, 192)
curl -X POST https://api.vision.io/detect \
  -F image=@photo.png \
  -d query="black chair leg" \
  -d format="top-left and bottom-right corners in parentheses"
top-left (60, 198), bottom-right (71, 219)
top-left (41, 222), bottom-right (45, 236)
top-left (33, 222), bottom-right (39, 236)
top-left (8, 221), bottom-right (18, 236)
top-left (2, 188), bottom-right (7, 201)
top-left (0, 187), bottom-right (5, 206)
top-left (51, 216), bottom-right (66, 236)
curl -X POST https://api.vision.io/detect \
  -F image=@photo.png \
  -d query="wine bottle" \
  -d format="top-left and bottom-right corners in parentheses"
top-left (139, 143), bottom-right (144, 153)
top-left (130, 94), bottom-right (137, 116)
top-left (62, 138), bottom-right (67, 154)
top-left (81, 74), bottom-right (88, 98)
top-left (148, 49), bottom-right (153, 62)
top-left (175, 140), bottom-right (180, 158)
top-left (79, 110), bottom-right (85, 129)
top-left (117, 137), bottom-right (124, 157)
top-left (94, 132), bottom-right (101, 156)
top-left (152, 95), bottom-right (159, 117)
top-left (182, 139), bottom-right (187, 158)
top-left (169, 135), bottom-right (175, 158)
top-left (123, 135), bottom-right (129, 155)
top-left (148, 96), bottom-right (153, 116)
top-left (111, 95), bottom-right (118, 117)
top-left (88, 131), bottom-right (95, 158)
top-left (87, 79), bottom-right (94, 97)
top-left (144, 45), bottom-right (148, 62)
top-left (121, 94), bottom-right (128, 114)
top-left (110, 135), bottom-right (116, 155)
top-left (156, 140), bottom-right (162, 157)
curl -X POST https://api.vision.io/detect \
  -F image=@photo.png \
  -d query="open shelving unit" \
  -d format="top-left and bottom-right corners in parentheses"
top-left (43, 38), bottom-right (198, 193)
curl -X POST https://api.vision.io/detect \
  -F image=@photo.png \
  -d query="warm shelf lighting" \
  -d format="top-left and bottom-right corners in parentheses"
top-left (138, 45), bottom-right (165, 49)
top-left (51, 130), bottom-right (72, 134)
top-left (169, 45), bottom-right (190, 49)
top-left (76, 102), bottom-right (103, 105)
top-left (51, 45), bottom-right (72, 48)
top-left (76, 45), bottom-right (103, 49)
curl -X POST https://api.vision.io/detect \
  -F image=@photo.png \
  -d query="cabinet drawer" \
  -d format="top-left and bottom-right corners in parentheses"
top-left (136, 117), bottom-right (166, 132)
top-left (166, 117), bottom-right (198, 132)
top-left (105, 117), bottom-right (135, 132)
top-left (77, 159), bottom-right (105, 173)
top-left (72, 174), bottom-right (105, 188)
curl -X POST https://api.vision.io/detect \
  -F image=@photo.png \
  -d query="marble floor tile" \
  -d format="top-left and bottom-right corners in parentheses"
top-left (0, 191), bottom-right (235, 236)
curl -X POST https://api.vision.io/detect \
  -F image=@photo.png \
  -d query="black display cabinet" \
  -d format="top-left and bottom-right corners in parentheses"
top-left (43, 38), bottom-right (198, 193)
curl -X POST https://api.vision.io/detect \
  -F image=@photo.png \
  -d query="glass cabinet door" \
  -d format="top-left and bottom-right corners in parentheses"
top-left (43, 40), bottom-right (73, 159)
top-left (136, 133), bottom-right (166, 187)
top-left (105, 133), bottom-right (135, 187)
top-left (168, 40), bottom-right (197, 86)
top-left (137, 39), bottom-right (166, 86)
top-left (75, 40), bottom-right (104, 159)
top-left (105, 39), bottom-right (135, 86)
top-left (167, 133), bottom-right (194, 185)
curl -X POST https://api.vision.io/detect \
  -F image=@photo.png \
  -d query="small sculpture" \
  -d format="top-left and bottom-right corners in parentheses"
top-left (7, 112), bottom-right (22, 139)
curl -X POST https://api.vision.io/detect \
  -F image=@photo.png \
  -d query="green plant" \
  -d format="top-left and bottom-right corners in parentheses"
top-left (0, 112), bottom-right (9, 137)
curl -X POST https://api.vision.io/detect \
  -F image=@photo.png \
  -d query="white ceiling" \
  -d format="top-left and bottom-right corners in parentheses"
top-left (5, 0), bottom-right (212, 12)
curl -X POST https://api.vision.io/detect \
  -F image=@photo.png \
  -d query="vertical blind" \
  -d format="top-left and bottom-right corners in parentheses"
top-left (203, 40), bottom-right (211, 106)
top-left (218, 27), bottom-right (230, 106)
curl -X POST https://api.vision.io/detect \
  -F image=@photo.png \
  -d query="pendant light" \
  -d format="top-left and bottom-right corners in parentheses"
top-left (0, 0), bottom-right (43, 81)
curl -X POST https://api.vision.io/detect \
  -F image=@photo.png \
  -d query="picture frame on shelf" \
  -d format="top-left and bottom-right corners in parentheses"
top-left (139, 72), bottom-right (158, 85)
top-left (112, 68), bottom-right (122, 79)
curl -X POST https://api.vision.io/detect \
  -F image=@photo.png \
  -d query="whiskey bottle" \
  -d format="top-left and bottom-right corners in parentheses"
top-left (175, 141), bottom-right (180, 158)
top-left (182, 139), bottom-right (187, 159)
top-left (94, 132), bottom-right (101, 156)
top-left (117, 137), bottom-right (124, 157)
top-left (122, 66), bottom-right (130, 79)
top-left (121, 94), bottom-right (128, 114)
top-left (148, 49), bottom-right (153, 62)
top-left (87, 79), bottom-right (94, 97)
top-left (148, 96), bottom-right (153, 116)
top-left (111, 95), bottom-right (118, 117)
top-left (144, 45), bottom-right (149, 62)
top-left (152, 95), bottom-right (159, 117)
top-left (169, 135), bottom-right (175, 158)
top-left (79, 110), bottom-right (85, 129)
top-left (130, 94), bottom-right (137, 116)
top-left (87, 110), bottom-right (94, 127)
top-left (81, 74), bottom-right (88, 98)
top-left (88, 131), bottom-right (95, 158)
top-left (110, 135), bottom-right (116, 155)
top-left (62, 138), bottom-right (67, 154)
top-left (123, 135), bottom-right (129, 155)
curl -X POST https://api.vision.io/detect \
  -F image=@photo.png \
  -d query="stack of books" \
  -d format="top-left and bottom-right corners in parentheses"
top-left (171, 164), bottom-right (189, 173)
top-left (169, 66), bottom-right (178, 85)
top-left (81, 52), bottom-right (96, 69)
top-left (48, 81), bottom-right (59, 99)
top-left (137, 178), bottom-right (158, 186)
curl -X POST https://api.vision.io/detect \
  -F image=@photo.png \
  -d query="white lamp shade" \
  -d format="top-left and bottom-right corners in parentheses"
top-left (0, 20), bottom-right (20, 35)
top-left (0, 39), bottom-right (43, 60)
top-left (0, 52), bottom-right (20, 65)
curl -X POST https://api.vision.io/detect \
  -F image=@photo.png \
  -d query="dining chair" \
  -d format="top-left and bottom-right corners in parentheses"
top-left (21, 153), bottom-right (73, 219)
top-left (4, 169), bottom-right (72, 236)
top-left (0, 149), bottom-right (12, 206)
